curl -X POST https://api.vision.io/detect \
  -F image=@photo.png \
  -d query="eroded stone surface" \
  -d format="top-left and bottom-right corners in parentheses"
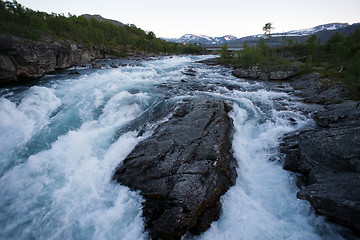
top-left (113, 97), bottom-right (237, 239)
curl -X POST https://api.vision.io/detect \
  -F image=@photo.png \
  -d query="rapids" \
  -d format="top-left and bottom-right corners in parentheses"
top-left (0, 56), bottom-right (355, 239)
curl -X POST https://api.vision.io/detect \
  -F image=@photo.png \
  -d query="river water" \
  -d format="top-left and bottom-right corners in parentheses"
top-left (0, 56), bottom-right (355, 239)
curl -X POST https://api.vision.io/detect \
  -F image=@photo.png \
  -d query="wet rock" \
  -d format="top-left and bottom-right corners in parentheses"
top-left (182, 68), bottom-right (196, 76)
top-left (282, 126), bottom-right (360, 174)
top-left (113, 97), bottom-right (237, 239)
top-left (91, 63), bottom-right (102, 69)
top-left (110, 63), bottom-right (118, 68)
top-left (196, 58), bottom-right (218, 66)
top-left (297, 171), bottom-right (360, 232)
top-left (280, 95), bottom-right (360, 233)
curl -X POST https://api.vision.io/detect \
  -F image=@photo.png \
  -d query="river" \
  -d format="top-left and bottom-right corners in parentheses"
top-left (0, 55), bottom-right (355, 239)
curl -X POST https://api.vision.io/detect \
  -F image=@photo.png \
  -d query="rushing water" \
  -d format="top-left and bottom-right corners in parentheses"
top-left (0, 56), bottom-right (355, 240)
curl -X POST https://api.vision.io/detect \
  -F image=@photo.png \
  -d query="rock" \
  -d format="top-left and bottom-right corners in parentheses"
top-left (91, 63), bottom-right (102, 69)
top-left (182, 68), bottom-right (196, 76)
top-left (0, 34), bottom-right (105, 85)
top-left (269, 68), bottom-right (298, 80)
top-left (113, 97), bottom-right (237, 239)
top-left (110, 63), bottom-right (118, 68)
top-left (289, 73), bottom-right (349, 104)
top-left (297, 171), bottom-right (360, 232)
top-left (196, 58), bottom-right (218, 66)
top-left (313, 100), bottom-right (360, 128)
top-left (280, 94), bottom-right (360, 233)
top-left (232, 66), bottom-right (298, 81)
top-left (282, 126), bottom-right (360, 174)
top-left (232, 66), bottom-right (267, 80)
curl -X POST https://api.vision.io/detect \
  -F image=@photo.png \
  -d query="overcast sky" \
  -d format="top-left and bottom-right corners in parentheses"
top-left (19, 0), bottom-right (360, 38)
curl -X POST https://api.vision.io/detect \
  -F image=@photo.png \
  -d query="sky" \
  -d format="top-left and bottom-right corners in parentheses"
top-left (18, 0), bottom-right (360, 38)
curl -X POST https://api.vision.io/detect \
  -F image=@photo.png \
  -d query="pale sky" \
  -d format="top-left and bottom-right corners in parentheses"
top-left (19, 0), bottom-right (360, 38)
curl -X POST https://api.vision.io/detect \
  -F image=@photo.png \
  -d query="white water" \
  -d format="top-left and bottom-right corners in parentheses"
top-left (0, 56), bottom-right (353, 240)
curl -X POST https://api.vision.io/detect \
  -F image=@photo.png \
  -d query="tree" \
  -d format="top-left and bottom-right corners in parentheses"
top-left (326, 33), bottom-right (348, 71)
top-left (219, 42), bottom-right (230, 63)
top-left (263, 22), bottom-right (274, 53)
top-left (263, 22), bottom-right (274, 36)
top-left (258, 38), bottom-right (269, 58)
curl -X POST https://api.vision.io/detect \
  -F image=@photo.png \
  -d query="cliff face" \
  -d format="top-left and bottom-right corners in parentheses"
top-left (0, 35), bottom-right (106, 85)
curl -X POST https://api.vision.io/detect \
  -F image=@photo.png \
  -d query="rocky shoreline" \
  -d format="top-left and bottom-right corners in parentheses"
top-left (0, 35), bottom-right (164, 86)
top-left (279, 73), bottom-right (360, 234)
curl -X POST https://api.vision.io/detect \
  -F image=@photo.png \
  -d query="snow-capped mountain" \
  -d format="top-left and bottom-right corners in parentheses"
top-left (272, 23), bottom-right (349, 37)
top-left (163, 34), bottom-right (237, 46)
top-left (239, 23), bottom-right (349, 40)
top-left (227, 22), bottom-right (354, 46)
top-left (163, 23), bottom-right (351, 46)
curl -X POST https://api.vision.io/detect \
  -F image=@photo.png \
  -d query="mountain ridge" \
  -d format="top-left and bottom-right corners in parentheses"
top-left (163, 22), bottom-right (359, 46)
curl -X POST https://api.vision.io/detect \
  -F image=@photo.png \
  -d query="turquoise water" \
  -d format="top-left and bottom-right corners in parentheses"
top-left (0, 56), bottom-right (353, 239)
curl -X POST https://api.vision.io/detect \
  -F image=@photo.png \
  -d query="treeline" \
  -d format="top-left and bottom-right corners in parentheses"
top-left (0, 0), bottom-right (202, 55)
top-left (220, 30), bottom-right (360, 99)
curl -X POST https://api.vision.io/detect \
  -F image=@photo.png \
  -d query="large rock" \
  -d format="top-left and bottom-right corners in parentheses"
top-left (281, 99), bottom-right (360, 233)
top-left (113, 97), bottom-right (237, 240)
top-left (290, 73), bottom-right (349, 104)
top-left (0, 35), bottom-right (105, 85)
top-left (232, 66), bottom-right (298, 81)
top-left (232, 66), bottom-right (268, 80)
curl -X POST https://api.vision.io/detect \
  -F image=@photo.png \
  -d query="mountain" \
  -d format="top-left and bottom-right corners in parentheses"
top-left (228, 22), bottom-right (358, 46)
top-left (163, 23), bottom-right (359, 46)
top-left (163, 34), bottom-right (237, 46)
top-left (273, 23), bottom-right (349, 37)
top-left (81, 14), bottom-right (124, 27)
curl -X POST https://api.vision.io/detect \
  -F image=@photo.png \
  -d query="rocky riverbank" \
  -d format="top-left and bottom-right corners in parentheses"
top-left (0, 35), bottom-right (165, 86)
top-left (113, 97), bottom-right (237, 240)
top-left (279, 73), bottom-right (360, 234)
top-left (0, 34), bottom-right (108, 85)
top-left (195, 57), bottom-right (360, 235)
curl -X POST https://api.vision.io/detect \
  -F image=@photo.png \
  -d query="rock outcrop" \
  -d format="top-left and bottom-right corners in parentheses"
top-left (232, 66), bottom-right (298, 81)
top-left (280, 74), bottom-right (360, 233)
top-left (113, 97), bottom-right (237, 240)
top-left (0, 35), bottom-right (106, 85)
top-left (290, 73), bottom-right (349, 104)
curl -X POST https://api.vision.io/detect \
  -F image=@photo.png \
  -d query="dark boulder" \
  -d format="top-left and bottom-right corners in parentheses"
top-left (113, 97), bottom-right (237, 239)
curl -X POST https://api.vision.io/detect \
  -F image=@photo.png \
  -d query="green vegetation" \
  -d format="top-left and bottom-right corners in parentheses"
top-left (0, 0), bottom-right (202, 55)
top-left (220, 29), bottom-right (360, 99)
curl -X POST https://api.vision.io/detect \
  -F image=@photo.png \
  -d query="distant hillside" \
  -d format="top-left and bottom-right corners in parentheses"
top-left (0, 1), bottom-right (203, 55)
top-left (163, 34), bottom-right (238, 45)
top-left (81, 14), bottom-right (124, 27)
